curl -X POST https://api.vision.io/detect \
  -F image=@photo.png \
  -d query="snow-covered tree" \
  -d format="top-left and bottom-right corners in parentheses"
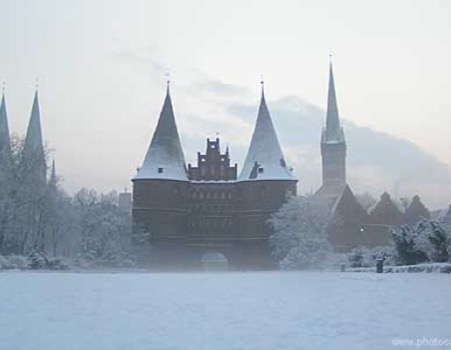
top-left (427, 223), bottom-right (450, 262)
top-left (392, 225), bottom-right (429, 265)
top-left (0, 135), bottom-right (53, 255)
top-left (269, 195), bottom-right (332, 270)
top-left (73, 189), bottom-right (133, 267)
top-left (414, 220), bottom-right (450, 263)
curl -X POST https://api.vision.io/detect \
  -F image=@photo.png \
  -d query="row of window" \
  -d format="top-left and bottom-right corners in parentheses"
top-left (190, 204), bottom-right (234, 213)
top-left (188, 219), bottom-right (234, 230)
top-left (191, 189), bottom-right (233, 200)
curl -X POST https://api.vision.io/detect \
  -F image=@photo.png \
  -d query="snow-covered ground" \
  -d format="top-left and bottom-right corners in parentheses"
top-left (1, 271), bottom-right (450, 350)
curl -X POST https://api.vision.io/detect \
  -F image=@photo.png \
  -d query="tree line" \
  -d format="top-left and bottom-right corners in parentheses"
top-left (0, 136), bottom-right (132, 268)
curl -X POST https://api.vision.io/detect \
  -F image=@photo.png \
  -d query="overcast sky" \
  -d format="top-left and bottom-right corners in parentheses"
top-left (1, 0), bottom-right (450, 206)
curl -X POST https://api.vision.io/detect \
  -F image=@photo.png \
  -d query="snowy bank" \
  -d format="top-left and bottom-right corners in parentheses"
top-left (347, 262), bottom-right (451, 273)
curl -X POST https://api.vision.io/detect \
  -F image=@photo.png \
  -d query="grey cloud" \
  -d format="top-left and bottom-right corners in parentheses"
top-left (220, 96), bottom-right (451, 207)
top-left (110, 46), bottom-right (167, 73)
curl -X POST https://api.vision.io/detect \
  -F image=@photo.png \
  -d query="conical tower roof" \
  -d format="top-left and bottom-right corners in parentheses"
top-left (0, 92), bottom-right (11, 162)
top-left (238, 84), bottom-right (295, 182)
top-left (322, 61), bottom-right (345, 144)
top-left (134, 84), bottom-right (188, 181)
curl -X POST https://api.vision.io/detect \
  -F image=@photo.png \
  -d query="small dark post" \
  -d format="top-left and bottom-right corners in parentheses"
top-left (340, 264), bottom-right (346, 272)
top-left (376, 258), bottom-right (384, 273)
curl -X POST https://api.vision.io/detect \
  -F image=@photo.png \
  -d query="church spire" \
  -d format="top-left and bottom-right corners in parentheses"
top-left (49, 159), bottom-right (57, 188)
top-left (238, 83), bottom-right (295, 181)
top-left (323, 60), bottom-right (345, 143)
top-left (0, 88), bottom-right (12, 162)
top-left (24, 90), bottom-right (45, 156)
top-left (134, 83), bottom-right (188, 181)
top-left (24, 89), bottom-right (46, 184)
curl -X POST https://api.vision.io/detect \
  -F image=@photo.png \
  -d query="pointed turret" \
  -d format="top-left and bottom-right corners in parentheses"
top-left (322, 61), bottom-right (345, 143)
top-left (0, 91), bottom-right (12, 164)
top-left (238, 83), bottom-right (295, 181)
top-left (23, 90), bottom-right (46, 184)
top-left (134, 84), bottom-right (188, 181)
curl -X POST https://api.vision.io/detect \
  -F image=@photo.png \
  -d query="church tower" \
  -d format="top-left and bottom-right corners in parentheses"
top-left (132, 83), bottom-right (190, 267)
top-left (318, 60), bottom-right (347, 202)
top-left (316, 61), bottom-right (370, 251)
top-left (236, 83), bottom-right (297, 268)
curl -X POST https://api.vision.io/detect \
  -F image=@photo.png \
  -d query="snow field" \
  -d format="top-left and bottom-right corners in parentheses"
top-left (1, 271), bottom-right (450, 350)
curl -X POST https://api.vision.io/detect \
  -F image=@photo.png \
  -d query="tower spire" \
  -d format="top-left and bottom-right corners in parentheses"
top-left (0, 85), bottom-right (12, 164)
top-left (24, 89), bottom-right (46, 184)
top-left (319, 59), bottom-right (347, 194)
top-left (49, 159), bottom-right (57, 189)
top-left (323, 58), bottom-right (344, 143)
top-left (133, 82), bottom-right (187, 181)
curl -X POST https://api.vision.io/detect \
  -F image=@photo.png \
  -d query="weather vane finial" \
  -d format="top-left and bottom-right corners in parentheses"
top-left (2, 81), bottom-right (5, 94)
top-left (260, 75), bottom-right (265, 97)
top-left (35, 77), bottom-right (39, 91)
top-left (165, 72), bottom-right (170, 87)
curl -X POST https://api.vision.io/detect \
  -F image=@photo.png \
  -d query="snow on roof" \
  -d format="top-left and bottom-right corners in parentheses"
top-left (133, 86), bottom-right (188, 182)
top-left (190, 180), bottom-right (236, 184)
top-left (238, 88), bottom-right (296, 182)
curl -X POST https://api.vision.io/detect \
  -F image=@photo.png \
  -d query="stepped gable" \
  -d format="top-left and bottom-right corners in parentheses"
top-left (188, 138), bottom-right (237, 182)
